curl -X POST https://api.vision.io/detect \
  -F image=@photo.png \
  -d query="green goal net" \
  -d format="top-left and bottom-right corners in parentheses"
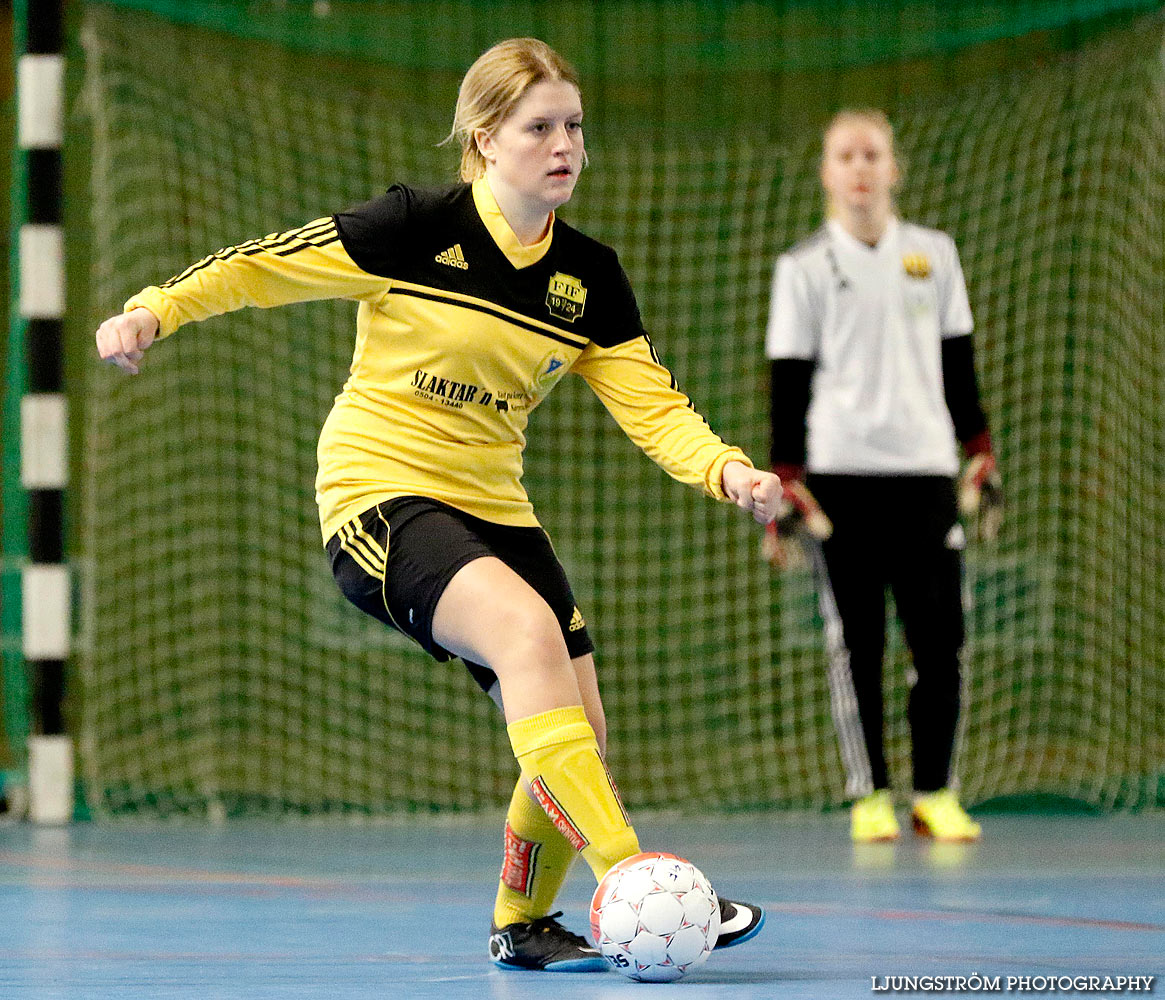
top-left (73, 3), bottom-right (1164, 817)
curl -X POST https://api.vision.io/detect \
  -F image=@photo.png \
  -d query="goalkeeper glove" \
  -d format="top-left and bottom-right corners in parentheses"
top-left (958, 452), bottom-right (1003, 541)
top-left (761, 469), bottom-right (833, 570)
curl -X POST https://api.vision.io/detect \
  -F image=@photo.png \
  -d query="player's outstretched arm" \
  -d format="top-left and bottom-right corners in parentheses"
top-left (721, 461), bottom-right (783, 524)
top-left (95, 306), bottom-right (160, 375)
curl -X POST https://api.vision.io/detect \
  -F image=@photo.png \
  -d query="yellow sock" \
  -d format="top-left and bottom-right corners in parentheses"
top-left (492, 779), bottom-right (577, 927)
top-left (507, 705), bottom-right (640, 881)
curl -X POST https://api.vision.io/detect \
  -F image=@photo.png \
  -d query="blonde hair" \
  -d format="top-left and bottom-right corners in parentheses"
top-left (446, 38), bottom-right (582, 182)
top-left (823, 108), bottom-right (896, 156)
top-left (821, 108), bottom-right (899, 216)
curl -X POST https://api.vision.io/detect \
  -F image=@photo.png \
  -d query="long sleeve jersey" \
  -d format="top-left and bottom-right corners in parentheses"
top-left (126, 177), bottom-right (751, 541)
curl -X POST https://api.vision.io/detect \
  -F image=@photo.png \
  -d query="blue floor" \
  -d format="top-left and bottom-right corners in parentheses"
top-left (1, 813), bottom-right (1161, 998)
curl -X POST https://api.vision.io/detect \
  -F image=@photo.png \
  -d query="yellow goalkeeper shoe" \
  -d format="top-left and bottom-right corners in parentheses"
top-left (911, 789), bottom-right (982, 842)
top-left (851, 790), bottom-right (900, 843)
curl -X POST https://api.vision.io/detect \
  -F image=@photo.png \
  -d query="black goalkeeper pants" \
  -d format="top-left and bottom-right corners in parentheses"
top-left (806, 474), bottom-right (966, 795)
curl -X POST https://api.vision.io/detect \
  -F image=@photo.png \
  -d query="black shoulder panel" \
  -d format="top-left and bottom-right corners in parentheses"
top-left (333, 183), bottom-right (470, 277)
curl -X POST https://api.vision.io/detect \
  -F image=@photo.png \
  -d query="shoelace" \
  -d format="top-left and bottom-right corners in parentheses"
top-left (527, 911), bottom-right (589, 946)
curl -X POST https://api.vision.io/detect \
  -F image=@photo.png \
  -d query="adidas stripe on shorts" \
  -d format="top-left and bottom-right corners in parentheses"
top-left (326, 496), bottom-right (594, 694)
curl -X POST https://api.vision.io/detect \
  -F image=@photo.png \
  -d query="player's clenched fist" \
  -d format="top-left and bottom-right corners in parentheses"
top-left (721, 461), bottom-right (783, 524)
top-left (95, 307), bottom-right (160, 375)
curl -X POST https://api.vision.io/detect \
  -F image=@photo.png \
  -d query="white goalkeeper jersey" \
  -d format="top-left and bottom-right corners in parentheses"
top-left (765, 217), bottom-right (974, 476)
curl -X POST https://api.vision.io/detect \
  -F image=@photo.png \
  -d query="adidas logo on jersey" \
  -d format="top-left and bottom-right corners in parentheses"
top-left (435, 244), bottom-right (468, 269)
top-left (569, 607), bottom-right (586, 632)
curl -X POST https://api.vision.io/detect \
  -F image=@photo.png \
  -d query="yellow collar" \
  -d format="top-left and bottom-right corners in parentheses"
top-left (472, 176), bottom-right (554, 269)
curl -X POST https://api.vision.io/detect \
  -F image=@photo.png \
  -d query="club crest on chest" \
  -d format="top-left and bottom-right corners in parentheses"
top-left (903, 254), bottom-right (931, 279)
top-left (546, 272), bottom-right (586, 322)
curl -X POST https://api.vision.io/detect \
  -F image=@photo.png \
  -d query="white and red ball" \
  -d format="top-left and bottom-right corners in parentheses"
top-left (589, 851), bottom-right (720, 982)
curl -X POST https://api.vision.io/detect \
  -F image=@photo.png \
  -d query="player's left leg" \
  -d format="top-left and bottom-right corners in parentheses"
top-left (890, 476), bottom-right (981, 842)
top-left (489, 776), bottom-right (605, 971)
top-left (488, 653), bottom-right (609, 971)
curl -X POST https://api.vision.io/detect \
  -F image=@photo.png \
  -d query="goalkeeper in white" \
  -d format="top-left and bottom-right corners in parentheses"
top-left (764, 109), bottom-right (1001, 843)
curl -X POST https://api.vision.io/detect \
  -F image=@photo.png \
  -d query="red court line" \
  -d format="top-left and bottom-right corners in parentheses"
top-left (3, 851), bottom-right (1160, 934)
top-left (4, 948), bottom-right (458, 964)
top-left (0, 850), bottom-right (334, 887)
top-left (765, 901), bottom-right (1163, 933)
top-left (3, 876), bottom-right (444, 905)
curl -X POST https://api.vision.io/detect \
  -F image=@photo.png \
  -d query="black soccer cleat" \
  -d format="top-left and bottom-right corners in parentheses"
top-left (715, 897), bottom-right (766, 949)
top-left (489, 911), bottom-right (607, 972)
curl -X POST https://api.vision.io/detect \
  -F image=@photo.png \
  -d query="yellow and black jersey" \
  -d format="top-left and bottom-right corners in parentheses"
top-left (126, 177), bottom-right (751, 540)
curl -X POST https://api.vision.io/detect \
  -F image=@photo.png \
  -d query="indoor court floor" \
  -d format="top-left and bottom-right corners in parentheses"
top-left (1, 812), bottom-right (1161, 998)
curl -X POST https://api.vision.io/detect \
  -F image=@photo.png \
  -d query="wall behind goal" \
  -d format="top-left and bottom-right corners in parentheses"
top-left (70, 2), bottom-right (1164, 817)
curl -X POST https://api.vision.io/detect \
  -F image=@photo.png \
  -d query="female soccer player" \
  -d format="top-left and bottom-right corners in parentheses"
top-left (97, 38), bottom-right (770, 971)
top-left (764, 109), bottom-right (1002, 844)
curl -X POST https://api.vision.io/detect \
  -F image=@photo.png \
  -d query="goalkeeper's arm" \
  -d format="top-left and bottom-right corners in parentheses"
top-left (942, 333), bottom-right (1002, 540)
top-left (764, 359), bottom-right (832, 568)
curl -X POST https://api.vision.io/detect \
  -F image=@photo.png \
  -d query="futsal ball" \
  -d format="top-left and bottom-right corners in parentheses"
top-left (589, 851), bottom-right (720, 982)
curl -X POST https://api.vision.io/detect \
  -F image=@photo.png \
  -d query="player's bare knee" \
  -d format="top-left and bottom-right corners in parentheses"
top-left (489, 602), bottom-right (571, 676)
top-left (504, 622), bottom-right (570, 671)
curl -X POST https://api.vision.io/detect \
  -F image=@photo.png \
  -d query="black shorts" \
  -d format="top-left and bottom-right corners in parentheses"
top-left (326, 496), bottom-right (594, 693)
